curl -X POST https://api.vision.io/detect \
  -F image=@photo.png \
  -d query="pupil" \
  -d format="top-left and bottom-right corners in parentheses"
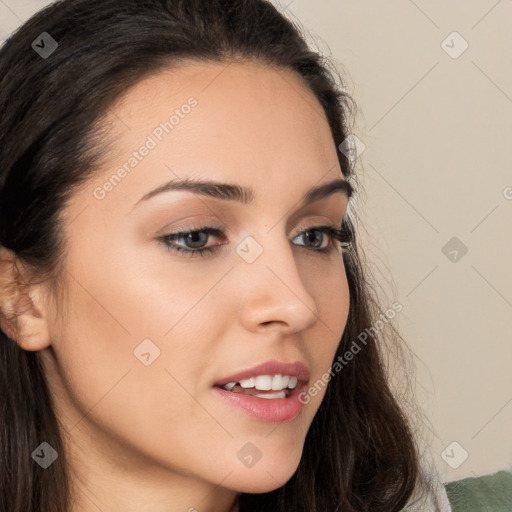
top-left (306, 230), bottom-right (322, 248)
top-left (186, 232), bottom-right (207, 248)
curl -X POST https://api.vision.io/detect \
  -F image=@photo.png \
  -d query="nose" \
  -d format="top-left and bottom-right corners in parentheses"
top-left (236, 232), bottom-right (319, 335)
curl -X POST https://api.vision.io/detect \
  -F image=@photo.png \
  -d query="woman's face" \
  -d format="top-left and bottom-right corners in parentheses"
top-left (40, 60), bottom-right (351, 507)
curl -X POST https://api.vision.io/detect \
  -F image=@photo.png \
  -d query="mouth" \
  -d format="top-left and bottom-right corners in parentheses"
top-left (213, 360), bottom-right (310, 390)
top-left (214, 375), bottom-right (300, 399)
top-left (211, 362), bottom-right (310, 423)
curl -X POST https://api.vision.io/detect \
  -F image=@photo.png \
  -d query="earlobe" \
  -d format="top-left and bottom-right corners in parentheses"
top-left (0, 248), bottom-right (52, 351)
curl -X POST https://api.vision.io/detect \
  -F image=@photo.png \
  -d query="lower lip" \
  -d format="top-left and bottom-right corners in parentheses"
top-left (212, 383), bottom-right (307, 423)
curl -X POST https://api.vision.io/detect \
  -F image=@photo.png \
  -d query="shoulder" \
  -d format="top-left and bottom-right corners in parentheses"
top-left (443, 469), bottom-right (512, 511)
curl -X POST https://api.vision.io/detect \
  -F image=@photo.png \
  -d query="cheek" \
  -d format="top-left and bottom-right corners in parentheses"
top-left (306, 255), bottom-right (349, 342)
top-left (51, 241), bottom-right (225, 431)
top-left (318, 261), bottom-right (350, 336)
top-left (49, 268), bottom-right (233, 471)
top-left (56, 249), bottom-right (223, 383)
top-left (300, 258), bottom-right (349, 403)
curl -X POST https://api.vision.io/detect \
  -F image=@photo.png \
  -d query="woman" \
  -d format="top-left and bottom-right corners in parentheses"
top-left (0, 0), bottom-right (447, 510)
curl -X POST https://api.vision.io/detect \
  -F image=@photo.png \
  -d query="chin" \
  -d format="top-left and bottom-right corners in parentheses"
top-left (225, 459), bottom-right (301, 494)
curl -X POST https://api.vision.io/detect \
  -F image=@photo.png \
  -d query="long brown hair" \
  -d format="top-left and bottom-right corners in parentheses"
top-left (0, 1), bottom-right (442, 510)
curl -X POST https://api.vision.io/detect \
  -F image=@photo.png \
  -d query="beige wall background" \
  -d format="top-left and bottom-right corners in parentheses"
top-left (2, 0), bottom-right (511, 485)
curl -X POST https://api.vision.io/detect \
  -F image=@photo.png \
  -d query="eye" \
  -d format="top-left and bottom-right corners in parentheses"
top-left (157, 224), bottom-right (353, 258)
top-left (291, 225), bottom-right (353, 256)
top-left (158, 226), bottom-right (224, 257)
top-left (293, 227), bottom-right (337, 251)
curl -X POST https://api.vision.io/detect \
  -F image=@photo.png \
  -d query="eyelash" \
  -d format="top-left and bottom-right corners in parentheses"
top-left (158, 223), bottom-right (354, 258)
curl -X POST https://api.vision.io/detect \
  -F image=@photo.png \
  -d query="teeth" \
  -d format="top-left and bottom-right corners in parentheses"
top-left (254, 375), bottom-right (272, 390)
top-left (239, 377), bottom-right (255, 388)
top-left (271, 374), bottom-right (283, 390)
top-left (254, 391), bottom-right (286, 399)
top-left (222, 374), bottom-right (299, 392)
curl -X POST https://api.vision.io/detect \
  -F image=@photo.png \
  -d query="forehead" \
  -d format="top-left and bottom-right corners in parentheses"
top-left (87, 60), bottom-right (342, 211)
top-left (110, 59), bottom-right (328, 128)
top-left (108, 59), bottom-right (334, 150)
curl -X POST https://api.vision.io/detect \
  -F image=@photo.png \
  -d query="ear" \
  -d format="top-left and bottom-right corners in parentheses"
top-left (0, 247), bottom-right (52, 351)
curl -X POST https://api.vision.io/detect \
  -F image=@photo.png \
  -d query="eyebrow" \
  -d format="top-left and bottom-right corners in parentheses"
top-left (133, 176), bottom-right (353, 209)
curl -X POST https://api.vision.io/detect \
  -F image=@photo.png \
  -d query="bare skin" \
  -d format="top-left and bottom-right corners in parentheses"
top-left (0, 60), bottom-right (350, 511)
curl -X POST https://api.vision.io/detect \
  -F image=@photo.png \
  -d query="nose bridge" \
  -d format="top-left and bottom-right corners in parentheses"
top-left (235, 226), bottom-right (319, 332)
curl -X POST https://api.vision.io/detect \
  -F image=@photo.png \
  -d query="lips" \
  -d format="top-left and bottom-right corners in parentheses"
top-left (212, 378), bottom-right (308, 422)
top-left (212, 360), bottom-right (311, 422)
top-left (213, 360), bottom-right (310, 388)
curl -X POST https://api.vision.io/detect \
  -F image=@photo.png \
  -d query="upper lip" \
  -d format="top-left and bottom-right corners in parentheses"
top-left (213, 360), bottom-right (311, 387)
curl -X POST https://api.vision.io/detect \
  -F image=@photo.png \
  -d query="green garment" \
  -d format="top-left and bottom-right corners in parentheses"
top-left (444, 469), bottom-right (512, 511)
